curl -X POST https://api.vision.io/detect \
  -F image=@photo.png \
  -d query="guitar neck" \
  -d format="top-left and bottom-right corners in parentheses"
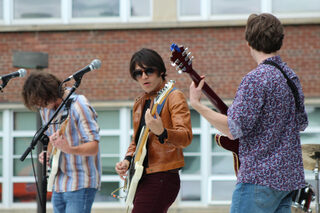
top-left (189, 69), bottom-right (228, 115)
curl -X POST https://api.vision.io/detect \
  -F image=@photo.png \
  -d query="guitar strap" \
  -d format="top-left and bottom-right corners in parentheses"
top-left (263, 61), bottom-right (301, 111)
top-left (155, 87), bottom-right (176, 117)
top-left (60, 96), bottom-right (74, 124)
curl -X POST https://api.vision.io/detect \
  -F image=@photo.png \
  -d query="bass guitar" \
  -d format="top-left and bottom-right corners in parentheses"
top-left (170, 43), bottom-right (240, 176)
top-left (124, 80), bottom-right (175, 211)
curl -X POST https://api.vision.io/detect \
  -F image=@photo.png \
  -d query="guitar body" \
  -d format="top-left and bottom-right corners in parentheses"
top-left (47, 148), bottom-right (61, 192)
top-left (170, 44), bottom-right (240, 176)
top-left (125, 127), bottom-right (148, 207)
top-left (124, 81), bottom-right (175, 210)
top-left (47, 117), bottom-right (69, 192)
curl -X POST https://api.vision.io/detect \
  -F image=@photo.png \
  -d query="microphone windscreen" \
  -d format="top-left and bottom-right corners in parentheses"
top-left (91, 59), bottom-right (101, 70)
top-left (19, 69), bottom-right (27, 77)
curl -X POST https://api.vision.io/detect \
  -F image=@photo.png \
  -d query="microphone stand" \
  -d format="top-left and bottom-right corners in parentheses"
top-left (20, 79), bottom-right (81, 213)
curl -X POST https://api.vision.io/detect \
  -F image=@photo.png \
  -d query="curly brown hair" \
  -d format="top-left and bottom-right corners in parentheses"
top-left (22, 71), bottom-right (64, 111)
top-left (245, 13), bottom-right (284, 54)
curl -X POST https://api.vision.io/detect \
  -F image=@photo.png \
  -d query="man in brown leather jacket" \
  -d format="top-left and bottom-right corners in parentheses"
top-left (115, 48), bottom-right (192, 213)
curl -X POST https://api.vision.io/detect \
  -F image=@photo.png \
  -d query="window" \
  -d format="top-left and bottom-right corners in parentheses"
top-left (131, 0), bottom-right (151, 17)
top-left (12, 111), bottom-right (38, 203)
top-left (210, 0), bottom-right (260, 15)
top-left (272, 0), bottom-right (320, 13)
top-left (178, 0), bottom-right (320, 20)
top-left (179, 0), bottom-right (201, 17)
top-left (72, 0), bottom-right (120, 18)
top-left (14, 0), bottom-right (61, 19)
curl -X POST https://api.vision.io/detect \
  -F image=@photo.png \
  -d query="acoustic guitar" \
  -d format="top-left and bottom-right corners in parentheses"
top-left (170, 43), bottom-right (240, 176)
top-left (125, 80), bottom-right (175, 211)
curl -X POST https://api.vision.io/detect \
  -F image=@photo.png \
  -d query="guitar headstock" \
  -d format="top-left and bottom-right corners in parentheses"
top-left (155, 80), bottom-right (175, 105)
top-left (170, 43), bottom-right (194, 74)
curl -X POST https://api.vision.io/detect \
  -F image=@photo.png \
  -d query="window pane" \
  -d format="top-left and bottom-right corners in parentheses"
top-left (14, 158), bottom-right (35, 176)
top-left (212, 155), bottom-right (235, 175)
top-left (14, 137), bottom-right (34, 155)
top-left (97, 110), bottom-right (120, 129)
top-left (301, 133), bottom-right (320, 144)
top-left (72, 0), bottom-right (120, 18)
top-left (184, 135), bottom-right (200, 153)
top-left (95, 182), bottom-right (120, 202)
top-left (307, 107), bottom-right (320, 127)
top-left (13, 183), bottom-right (37, 202)
top-left (190, 109), bottom-right (200, 128)
top-left (179, 0), bottom-right (201, 16)
top-left (0, 159), bottom-right (2, 176)
top-left (273, 0), bottom-right (320, 13)
top-left (100, 136), bottom-right (119, 154)
top-left (0, 137), bottom-right (2, 154)
top-left (211, 0), bottom-right (260, 15)
top-left (211, 180), bottom-right (236, 201)
top-left (14, 0), bottom-right (60, 19)
top-left (14, 112), bottom-right (37, 131)
top-left (181, 156), bottom-right (200, 174)
top-left (131, 0), bottom-right (150, 17)
top-left (0, 0), bottom-right (3, 20)
top-left (0, 111), bottom-right (2, 130)
top-left (101, 157), bottom-right (119, 175)
top-left (181, 181), bottom-right (201, 201)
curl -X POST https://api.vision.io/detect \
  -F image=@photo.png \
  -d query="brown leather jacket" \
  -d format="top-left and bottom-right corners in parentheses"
top-left (125, 81), bottom-right (193, 174)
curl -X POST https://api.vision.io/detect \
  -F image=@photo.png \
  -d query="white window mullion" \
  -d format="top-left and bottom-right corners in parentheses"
top-left (2, 109), bottom-right (13, 207)
top-left (200, 115), bottom-right (211, 205)
top-left (3, 0), bottom-right (12, 25)
top-left (119, 107), bottom-right (131, 200)
top-left (261, 0), bottom-right (272, 13)
top-left (120, 0), bottom-right (129, 22)
top-left (201, 0), bottom-right (209, 20)
top-left (62, 0), bottom-right (71, 24)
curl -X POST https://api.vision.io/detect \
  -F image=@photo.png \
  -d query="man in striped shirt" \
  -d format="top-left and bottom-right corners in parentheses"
top-left (22, 71), bottom-right (101, 213)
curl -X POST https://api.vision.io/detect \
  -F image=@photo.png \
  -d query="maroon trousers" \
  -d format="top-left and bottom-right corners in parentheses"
top-left (132, 171), bottom-right (180, 213)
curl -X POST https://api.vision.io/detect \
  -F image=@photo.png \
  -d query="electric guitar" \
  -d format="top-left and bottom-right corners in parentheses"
top-left (124, 80), bottom-right (175, 210)
top-left (47, 116), bottom-right (69, 192)
top-left (170, 43), bottom-right (240, 176)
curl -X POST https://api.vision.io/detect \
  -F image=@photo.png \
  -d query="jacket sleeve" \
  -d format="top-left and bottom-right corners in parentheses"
top-left (165, 90), bottom-right (193, 148)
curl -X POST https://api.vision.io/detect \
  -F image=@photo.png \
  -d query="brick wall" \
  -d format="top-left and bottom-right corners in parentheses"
top-left (0, 24), bottom-right (319, 103)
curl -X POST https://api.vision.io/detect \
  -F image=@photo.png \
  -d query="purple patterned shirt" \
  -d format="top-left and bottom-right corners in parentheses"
top-left (227, 56), bottom-right (308, 191)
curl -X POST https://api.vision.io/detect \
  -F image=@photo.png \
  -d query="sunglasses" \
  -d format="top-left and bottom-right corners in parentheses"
top-left (133, 67), bottom-right (156, 79)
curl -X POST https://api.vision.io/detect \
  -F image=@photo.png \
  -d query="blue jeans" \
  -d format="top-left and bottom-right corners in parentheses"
top-left (230, 183), bottom-right (293, 213)
top-left (52, 188), bottom-right (97, 213)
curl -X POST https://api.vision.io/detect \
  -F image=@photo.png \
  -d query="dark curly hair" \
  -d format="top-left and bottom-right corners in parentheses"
top-left (245, 13), bottom-right (284, 54)
top-left (22, 71), bottom-right (64, 111)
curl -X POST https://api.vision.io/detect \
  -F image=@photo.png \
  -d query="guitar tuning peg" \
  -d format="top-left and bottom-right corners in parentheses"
top-left (174, 59), bottom-right (180, 64)
top-left (178, 70), bottom-right (183, 74)
top-left (170, 62), bottom-right (176, 67)
top-left (188, 56), bottom-right (194, 65)
top-left (182, 48), bottom-right (189, 56)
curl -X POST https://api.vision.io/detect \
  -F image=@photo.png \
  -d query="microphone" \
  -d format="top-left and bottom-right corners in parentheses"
top-left (0, 69), bottom-right (27, 81)
top-left (0, 69), bottom-right (27, 90)
top-left (63, 59), bottom-right (101, 82)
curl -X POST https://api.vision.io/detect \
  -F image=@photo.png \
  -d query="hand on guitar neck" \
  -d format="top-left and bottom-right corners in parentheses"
top-left (170, 43), bottom-right (240, 176)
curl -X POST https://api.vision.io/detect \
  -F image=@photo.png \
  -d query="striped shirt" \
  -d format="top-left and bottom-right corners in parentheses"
top-left (227, 56), bottom-right (308, 191)
top-left (40, 93), bottom-right (101, 192)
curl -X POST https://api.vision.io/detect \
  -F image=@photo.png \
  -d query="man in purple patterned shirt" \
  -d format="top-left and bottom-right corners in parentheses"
top-left (189, 13), bottom-right (308, 213)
